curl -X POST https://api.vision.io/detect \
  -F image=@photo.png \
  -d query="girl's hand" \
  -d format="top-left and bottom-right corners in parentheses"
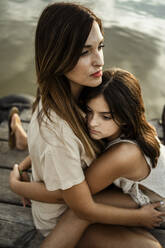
top-left (138, 202), bottom-right (165, 229)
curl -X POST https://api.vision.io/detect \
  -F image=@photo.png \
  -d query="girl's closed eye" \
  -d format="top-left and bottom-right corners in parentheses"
top-left (81, 50), bottom-right (89, 56)
top-left (102, 115), bottom-right (112, 120)
top-left (86, 106), bottom-right (92, 113)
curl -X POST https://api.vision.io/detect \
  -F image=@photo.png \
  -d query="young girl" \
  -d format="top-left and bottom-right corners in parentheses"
top-left (80, 68), bottom-right (165, 210)
top-left (9, 2), bottom-right (164, 248)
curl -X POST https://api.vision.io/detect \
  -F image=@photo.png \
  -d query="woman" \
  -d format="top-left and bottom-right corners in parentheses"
top-left (10, 3), bottom-right (163, 248)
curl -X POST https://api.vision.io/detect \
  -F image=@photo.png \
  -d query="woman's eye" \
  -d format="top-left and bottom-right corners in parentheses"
top-left (98, 43), bottom-right (105, 50)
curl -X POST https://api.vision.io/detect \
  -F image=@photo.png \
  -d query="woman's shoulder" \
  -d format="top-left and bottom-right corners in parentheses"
top-left (41, 109), bottom-right (84, 148)
top-left (31, 103), bottom-right (80, 144)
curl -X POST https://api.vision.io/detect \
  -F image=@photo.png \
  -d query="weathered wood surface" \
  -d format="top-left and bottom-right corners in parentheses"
top-left (0, 104), bottom-right (44, 247)
top-left (0, 99), bottom-right (165, 247)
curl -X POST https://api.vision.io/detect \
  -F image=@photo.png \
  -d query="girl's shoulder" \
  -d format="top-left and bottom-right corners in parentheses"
top-left (106, 138), bottom-right (141, 159)
top-left (106, 139), bottom-right (141, 162)
top-left (105, 140), bottom-right (149, 180)
top-left (106, 137), bottom-right (137, 149)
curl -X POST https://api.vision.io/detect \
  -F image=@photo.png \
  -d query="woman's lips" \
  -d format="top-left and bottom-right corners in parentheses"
top-left (91, 70), bottom-right (102, 77)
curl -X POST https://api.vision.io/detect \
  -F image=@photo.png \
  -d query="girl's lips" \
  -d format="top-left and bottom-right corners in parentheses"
top-left (89, 129), bottom-right (100, 135)
top-left (91, 70), bottom-right (102, 77)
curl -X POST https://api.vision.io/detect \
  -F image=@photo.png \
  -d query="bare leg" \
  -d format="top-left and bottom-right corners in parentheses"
top-left (10, 113), bottom-right (27, 150)
top-left (40, 210), bottom-right (89, 248)
top-left (77, 187), bottom-right (161, 248)
top-left (40, 187), bottom-right (161, 248)
top-left (77, 224), bottom-right (162, 248)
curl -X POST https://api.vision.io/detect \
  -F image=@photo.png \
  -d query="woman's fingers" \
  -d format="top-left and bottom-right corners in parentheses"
top-left (151, 201), bottom-right (164, 209)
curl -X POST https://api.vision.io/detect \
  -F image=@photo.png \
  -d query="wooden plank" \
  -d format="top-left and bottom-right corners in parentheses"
top-left (0, 203), bottom-right (34, 247)
top-left (0, 166), bottom-right (44, 248)
top-left (0, 141), bottom-right (28, 169)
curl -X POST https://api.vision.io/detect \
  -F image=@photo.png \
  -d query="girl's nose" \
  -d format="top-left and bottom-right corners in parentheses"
top-left (88, 115), bottom-right (99, 127)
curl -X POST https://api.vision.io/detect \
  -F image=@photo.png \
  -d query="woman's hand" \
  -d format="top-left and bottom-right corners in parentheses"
top-left (10, 164), bottom-right (64, 204)
top-left (9, 164), bottom-right (31, 207)
top-left (137, 202), bottom-right (165, 229)
top-left (10, 164), bottom-right (20, 182)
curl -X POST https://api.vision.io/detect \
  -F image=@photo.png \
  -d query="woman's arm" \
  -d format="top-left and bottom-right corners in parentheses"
top-left (62, 179), bottom-right (164, 228)
top-left (8, 142), bottom-right (158, 206)
top-left (9, 142), bottom-right (139, 202)
top-left (10, 144), bottom-right (164, 248)
top-left (18, 155), bottom-right (31, 171)
top-left (10, 164), bottom-right (64, 203)
top-left (61, 142), bottom-right (164, 227)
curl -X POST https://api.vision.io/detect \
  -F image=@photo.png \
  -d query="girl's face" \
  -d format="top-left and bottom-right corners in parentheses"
top-left (86, 94), bottom-right (121, 141)
top-left (65, 21), bottom-right (104, 96)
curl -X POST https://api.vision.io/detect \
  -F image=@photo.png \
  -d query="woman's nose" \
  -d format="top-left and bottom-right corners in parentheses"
top-left (92, 49), bottom-right (104, 67)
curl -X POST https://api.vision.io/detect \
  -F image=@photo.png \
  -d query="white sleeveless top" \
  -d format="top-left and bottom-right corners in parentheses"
top-left (106, 138), bottom-right (165, 209)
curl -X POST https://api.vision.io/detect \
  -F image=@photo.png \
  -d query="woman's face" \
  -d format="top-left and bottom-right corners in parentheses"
top-left (86, 94), bottom-right (121, 141)
top-left (65, 21), bottom-right (104, 95)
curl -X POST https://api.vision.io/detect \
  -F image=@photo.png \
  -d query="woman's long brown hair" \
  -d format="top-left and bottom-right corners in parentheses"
top-left (33, 3), bottom-right (103, 158)
top-left (80, 68), bottom-right (160, 167)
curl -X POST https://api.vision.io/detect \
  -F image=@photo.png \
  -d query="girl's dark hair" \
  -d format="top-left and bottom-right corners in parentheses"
top-left (33, 2), bottom-right (103, 158)
top-left (80, 68), bottom-right (160, 167)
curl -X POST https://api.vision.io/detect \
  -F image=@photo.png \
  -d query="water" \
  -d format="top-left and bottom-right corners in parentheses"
top-left (0, 0), bottom-right (165, 119)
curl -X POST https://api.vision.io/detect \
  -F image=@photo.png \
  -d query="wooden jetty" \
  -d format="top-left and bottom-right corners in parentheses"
top-left (0, 96), bottom-right (165, 247)
top-left (0, 97), bottom-right (44, 247)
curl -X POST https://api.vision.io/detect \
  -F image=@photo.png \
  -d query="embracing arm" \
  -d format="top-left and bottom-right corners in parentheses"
top-left (18, 155), bottom-right (31, 171)
top-left (9, 158), bottom-right (64, 204)
top-left (62, 142), bottom-right (165, 227)
top-left (62, 180), bottom-right (164, 228)
top-left (61, 142), bottom-right (164, 226)
top-left (12, 145), bottom-right (163, 248)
